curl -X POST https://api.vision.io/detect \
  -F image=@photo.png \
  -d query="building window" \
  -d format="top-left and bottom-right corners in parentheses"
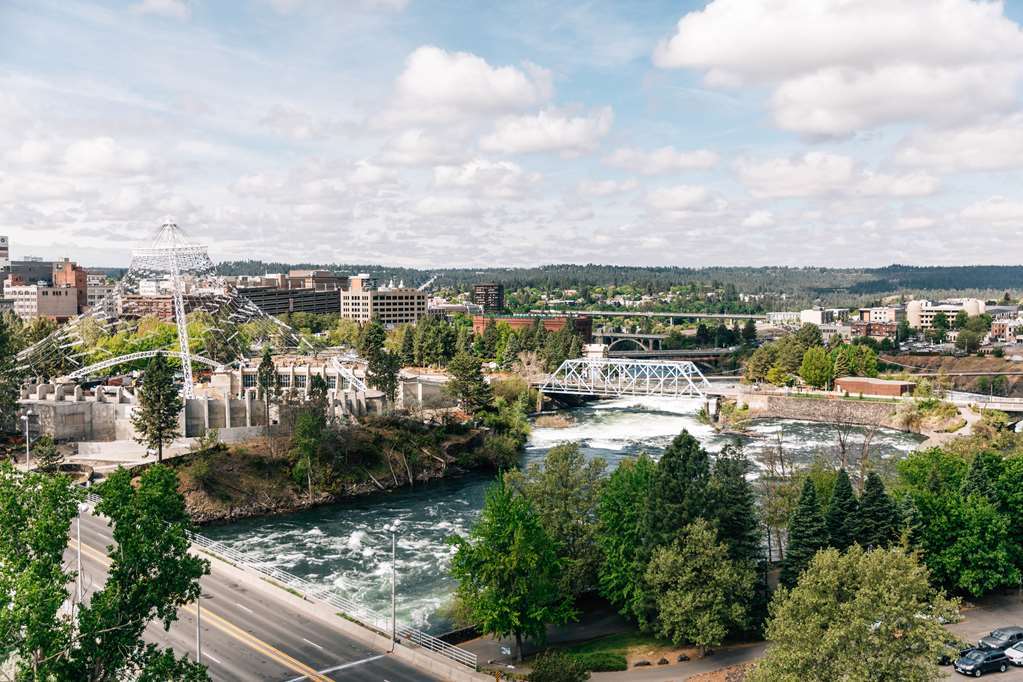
top-left (277, 374), bottom-right (291, 387)
top-left (242, 374), bottom-right (257, 388)
top-left (326, 376), bottom-right (337, 389)
top-left (294, 375), bottom-right (307, 389)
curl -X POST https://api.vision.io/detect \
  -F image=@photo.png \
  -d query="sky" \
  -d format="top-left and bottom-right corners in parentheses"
top-left (3, 0), bottom-right (1023, 269)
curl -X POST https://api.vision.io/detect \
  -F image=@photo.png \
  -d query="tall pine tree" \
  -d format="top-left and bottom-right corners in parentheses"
top-left (856, 473), bottom-right (899, 549)
top-left (960, 452), bottom-right (1002, 502)
top-left (780, 478), bottom-right (827, 588)
top-left (708, 445), bottom-right (761, 566)
top-left (131, 354), bottom-right (183, 463)
top-left (642, 430), bottom-right (711, 552)
top-left (825, 469), bottom-right (859, 550)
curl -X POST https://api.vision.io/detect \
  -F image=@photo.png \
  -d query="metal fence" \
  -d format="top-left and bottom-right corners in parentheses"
top-left (82, 493), bottom-right (477, 669)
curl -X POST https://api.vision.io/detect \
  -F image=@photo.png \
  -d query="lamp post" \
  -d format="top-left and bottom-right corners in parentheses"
top-left (383, 520), bottom-right (401, 652)
top-left (21, 410), bottom-right (34, 469)
top-left (196, 591), bottom-right (203, 664)
top-left (76, 502), bottom-right (90, 604)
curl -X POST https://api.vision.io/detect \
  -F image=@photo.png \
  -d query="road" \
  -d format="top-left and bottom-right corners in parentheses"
top-left (70, 511), bottom-right (436, 682)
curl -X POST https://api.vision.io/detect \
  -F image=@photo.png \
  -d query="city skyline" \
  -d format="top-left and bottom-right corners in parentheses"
top-left (3, 0), bottom-right (1023, 268)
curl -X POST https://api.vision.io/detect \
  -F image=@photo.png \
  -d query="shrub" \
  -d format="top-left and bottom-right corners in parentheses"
top-left (570, 652), bottom-right (627, 672)
top-left (530, 651), bottom-right (590, 682)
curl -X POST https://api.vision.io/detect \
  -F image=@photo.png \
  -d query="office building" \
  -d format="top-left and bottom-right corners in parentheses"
top-left (856, 306), bottom-right (905, 324)
top-left (339, 275), bottom-right (427, 327)
top-left (239, 286), bottom-right (342, 316)
top-left (3, 276), bottom-right (78, 321)
top-left (904, 298), bottom-right (1015, 330)
top-left (85, 272), bottom-right (116, 310)
top-left (53, 258), bottom-right (89, 312)
top-left (472, 283), bottom-right (505, 312)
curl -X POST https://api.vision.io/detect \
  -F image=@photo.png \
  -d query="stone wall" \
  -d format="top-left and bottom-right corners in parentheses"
top-left (740, 393), bottom-right (903, 429)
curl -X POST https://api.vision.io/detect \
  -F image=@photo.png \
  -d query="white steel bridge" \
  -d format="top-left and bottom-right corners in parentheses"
top-left (539, 358), bottom-right (712, 399)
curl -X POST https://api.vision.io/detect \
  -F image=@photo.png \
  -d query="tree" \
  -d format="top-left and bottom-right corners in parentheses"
top-left (750, 546), bottom-right (958, 682)
top-left (707, 445), bottom-right (762, 566)
top-left (642, 430), bottom-right (711, 552)
top-left (644, 520), bottom-right (755, 655)
top-left (824, 469), bottom-right (858, 550)
top-left (960, 452), bottom-right (1001, 501)
top-left (896, 319), bottom-right (912, 344)
top-left (357, 319), bottom-right (386, 361)
top-left (954, 310), bottom-right (969, 329)
top-left (0, 313), bottom-right (21, 432)
top-left (741, 318), bottom-right (757, 344)
top-left (794, 323), bottom-right (823, 348)
top-left (308, 374), bottom-right (328, 414)
top-left (131, 354), bottom-right (183, 462)
top-left (745, 344), bottom-right (777, 383)
top-left (256, 347), bottom-right (280, 450)
top-left (504, 443), bottom-right (606, 595)
top-left (955, 329), bottom-right (982, 353)
top-left (596, 453), bottom-right (656, 619)
top-left (0, 463), bottom-right (210, 681)
top-left (932, 312), bottom-right (949, 333)
top-left (799, 346), bottom-right (833, 389)
top-left (400, 327), bottom-right (416, 366)
top-left (855, 473), bottom-right (898, 549)
top-left (367, 348), bottom-right (401, 406)
top-left (779, 479), bottom-right (827, 588)
top-left (32, 434), bottom-right (64, 473)
top-left (445, 351), bottom-right (494, 417)
top-left (291, 409), bottom-right (325, 500)
top-left (831, 347), bottom-right (850, 379)
top-left (449, 481), bottom-right (575, 661)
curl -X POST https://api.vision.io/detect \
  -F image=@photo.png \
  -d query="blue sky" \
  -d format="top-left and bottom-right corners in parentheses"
top-left (3, 0), bottom-right (1023, 268)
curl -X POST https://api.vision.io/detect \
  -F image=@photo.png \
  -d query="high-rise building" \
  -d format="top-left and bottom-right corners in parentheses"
top-left (472, 283), bottom-right (505, 312)
top-left (339, 274), bottom-right (427, 327)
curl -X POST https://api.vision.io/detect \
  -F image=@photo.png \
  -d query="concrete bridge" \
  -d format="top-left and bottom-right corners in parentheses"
top-left (534, 308), bottom-right (766, 325)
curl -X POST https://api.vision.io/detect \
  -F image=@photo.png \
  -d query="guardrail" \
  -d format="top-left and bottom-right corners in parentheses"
top-left (82, 493), bottom-right (477, 669)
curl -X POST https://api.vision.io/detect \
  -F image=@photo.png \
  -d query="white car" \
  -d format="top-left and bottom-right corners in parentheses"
top-left (1006, 641), bottom-right (1023, 666)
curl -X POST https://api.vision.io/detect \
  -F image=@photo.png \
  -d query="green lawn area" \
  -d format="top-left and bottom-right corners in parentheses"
top-left (562, 630), bottom-right (672, 656)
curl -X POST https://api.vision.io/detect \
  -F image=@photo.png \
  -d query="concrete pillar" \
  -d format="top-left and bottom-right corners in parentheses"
top-left (225, 395), bottom-right (233, 429)
top-left (202, 398), bottom-right (210, 431)
top-left (73, 385), bottom-right (83, 402)
top-left (245, 391), bottom-right (253, 427)
top-left (54, 385), bottom-right (67, 401)
top-left (536, 389), bottom-right (544, 413)
top-left (417, 380), bottom-right (424, 406)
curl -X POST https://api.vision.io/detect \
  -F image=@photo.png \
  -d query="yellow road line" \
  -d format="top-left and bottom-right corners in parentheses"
top-left (73, 539), bottom-right (330, 682)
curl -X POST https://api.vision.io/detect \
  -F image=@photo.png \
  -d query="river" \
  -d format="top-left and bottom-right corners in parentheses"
top-left (201, 397), bottom-right (923, 634)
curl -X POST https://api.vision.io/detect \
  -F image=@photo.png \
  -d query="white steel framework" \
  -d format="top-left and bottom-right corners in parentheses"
top-left (65, 350), bottom-right (223, 380)
top-left (541, 358), bottom-right (711, 399)
top-left (330, 355), bottom-right (369, 393)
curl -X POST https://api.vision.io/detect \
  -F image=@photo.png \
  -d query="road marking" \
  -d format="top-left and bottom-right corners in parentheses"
top-left (234, 602), bottom-right (254, 614)
top-left (302, 637), bottom-right (323, 649)
top-left (204, 652), bottom-right (223, 665)
top-left (72, 539), bottom-right (331, 682)
top-left (284, 654), bottom-right (386, 682)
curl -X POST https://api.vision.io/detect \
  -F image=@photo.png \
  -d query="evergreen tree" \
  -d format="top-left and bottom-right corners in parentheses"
top-left (367, 349), bottom-right (401, 406)
top-left (960, 452), bottom-right (1001, 502)
top-left (856, 473), bottom-right (899, 549)
top-left (400, 327), bottom-right (415, 366)
top-left (708, 445), bottom-right (761, 566)
top-left (308, 374), bottom-right (328, 413)
top-left (831, 347), bottom-right (850, 379)
top-left (741, 318), bottom-right (757, 343)
top-left (824, 469), bottom-right (858, 550)
top-left (642, 430), bottom-right (711, 552)
top-left (0, 313), bottom-right (21, 433)
top-left (780, 479), bottom-right (827, 588)
top-left (256, 347), bottom-right (280, 450)
top-left (445, 351), bottom-right (494, 417)
top-left (357, 319), bottom-right (386, 361)
top-left (32, 435), bottom-right (63, 473)
top-left (501, 331), bottom-right (522, 370)
top-left (131, 354), bottom-right (183, 463)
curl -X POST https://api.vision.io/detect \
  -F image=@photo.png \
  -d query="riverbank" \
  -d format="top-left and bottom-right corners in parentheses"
top-left (168, 417), bottom-right (498, 525)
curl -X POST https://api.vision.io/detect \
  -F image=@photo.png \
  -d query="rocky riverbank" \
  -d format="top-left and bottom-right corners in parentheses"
top-left (169, 420), bottom-right (495, 525)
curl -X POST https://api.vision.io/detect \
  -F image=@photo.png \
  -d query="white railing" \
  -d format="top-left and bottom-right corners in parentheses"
top-left (82, 492), bottom-right (477, 669)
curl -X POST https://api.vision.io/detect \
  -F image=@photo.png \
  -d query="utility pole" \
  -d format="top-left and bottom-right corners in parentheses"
top-left (196, 592), bottom-right (202, 664)
top-left (21, 410), bottom-right (33, 468)
top-left (383, 519), bottom-right (401, 652)
top-left (76, 503), bottom-right (89, 604)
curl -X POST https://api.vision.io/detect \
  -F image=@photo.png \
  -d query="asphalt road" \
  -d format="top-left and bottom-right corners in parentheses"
top-left (70, 511), bottom-right (436, 682)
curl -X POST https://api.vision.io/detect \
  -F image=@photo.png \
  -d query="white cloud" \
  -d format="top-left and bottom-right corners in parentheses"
top-left (741, 210), bottom-right (775, 228)
top-left (131, 0), bottom-right (191, 20)
top-left (479, 107), bottom-right (613, 156)
top-left (577, 179), bottom-right (638, 197)
top-left (379, 129), bottom-right (461, 166)
top-left (6, 140), bottom-right (53, 165)
top-left (961, 197), bottom-right (1023, 226)
top-left (654, 0), bottom-right (1023, 137)
top-left (603, 146), bottom-right (718, 174)
top-left (347, 160), bottom-right (397, 186)
top-left (62, 137), bottom-right (152, 176)
top-left (414, 196), bottom-right (482, 217)
top-left (895, 216), bottom-right (936, 230)
top-left (433, 159), bottom-right (540, 199)
top-left (735, 152), bottom-right (938, 199)
top-left (386, 46), bottom-right (553, 125)
top-left (646, 184), bottom-right (719, 212)
top-left (895, 114), bottom-right (1023, 172)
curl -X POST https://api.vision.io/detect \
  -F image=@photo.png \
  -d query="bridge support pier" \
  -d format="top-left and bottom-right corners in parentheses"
top-left (536, 389), bottom-right (544, 413)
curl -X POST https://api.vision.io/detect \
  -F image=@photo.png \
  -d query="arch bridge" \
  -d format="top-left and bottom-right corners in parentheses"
top-left (539, 358), bottom-right (712, 399)
top-left (62, 350), bottom-right (224, 380)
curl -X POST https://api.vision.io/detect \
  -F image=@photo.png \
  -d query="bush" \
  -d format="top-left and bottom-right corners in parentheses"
top-left (530, 651), bottom-right (590, 682)
top-left (570, 652), bottom-right (628, 672)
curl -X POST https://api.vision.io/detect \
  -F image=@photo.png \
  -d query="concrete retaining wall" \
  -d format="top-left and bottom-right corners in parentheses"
top-left (739, 393), bottom-right (901, 428)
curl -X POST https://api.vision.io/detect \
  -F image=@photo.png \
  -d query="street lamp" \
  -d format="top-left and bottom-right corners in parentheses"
top-left (76, 502), bottom-right (90, 604)
top-left (196, 591), bottom-right (203, 665)
top-left (383, 519), bottom-right (401, 652)
top-left (20, 410), bottom-right (34, 469)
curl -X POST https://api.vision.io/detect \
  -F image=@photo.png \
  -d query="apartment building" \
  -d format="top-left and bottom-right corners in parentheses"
top-left (53, 258), bottom-right (89, 312)
top-left (3, 276), bottom-right (78, 321)
top-left (339, 274), bottom-right (427, 327)
top-left (800, 307), bottom-right (850, 326)
top-left (857, 306), bottom-right (906, 323)
top-left (472, 283), bottom-right (505, 312)
top-left (85, 272), bottom-right (116, 310)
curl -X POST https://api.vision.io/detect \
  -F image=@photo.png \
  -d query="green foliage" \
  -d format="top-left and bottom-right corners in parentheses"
top-left (855, 473), bottom-right (898, 549)
top-left (708, 445), bottom-right (762, 566)
top-left (799, 346), bottom-right (833, 388)
top-left (568, 652), bottom-right (627, 672)
top-left (445, 351), bottom-right (494, 417)
top-left (529, 650), bottom-right (590, 682)
top-left (741, 318), bottom-right (757, 343)
top-left (357, 319), bottom-right (386, 361)
top-left (131, 354), bottom-right (183, 462)
top-left (823, 469), bottom-right (858, 550)
top-left (596, 453), bottom-right (657, 619)
top-left (779, 479), bottom-right (827, 589)
top-left (750, 546), bottom-right (959, 682)
top-left (644, 519), bottom-right (755, 654)
top-left (642, 430), bottom-right (710, 553)
top-left (794, 323), bottom-right (823, 348)
top-left (505, 443), bottom-right (605, 595)
top-left (449, 481), bottom-right (575, 661)
top-left (290, 408), bottom-right (327, 498)
top-left (32, 434), bottom-right (64, 473)
top-left (0, 313), bottom-right (22, 432)
top-left (367, 348), bottom-right (401, 405)
top-left (956, 329), bottom-right (982, 353)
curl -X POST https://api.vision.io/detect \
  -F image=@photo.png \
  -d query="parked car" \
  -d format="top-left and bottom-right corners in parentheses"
top-left (979, 626), bottom-right (1023, 651)
top-left (955, 649), bottom-right (1010, 676)
top-left (941, 639), bottom-right (975, 666)
top-left (1004, 641), bottom-right (1023, 666)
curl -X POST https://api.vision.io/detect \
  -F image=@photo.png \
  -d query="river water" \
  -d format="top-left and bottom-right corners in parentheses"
top-left (202, 397), bottom-right (923, 633)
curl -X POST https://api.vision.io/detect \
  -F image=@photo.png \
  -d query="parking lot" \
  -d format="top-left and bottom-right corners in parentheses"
top-left (945, 591), bottom-right (1023, 679)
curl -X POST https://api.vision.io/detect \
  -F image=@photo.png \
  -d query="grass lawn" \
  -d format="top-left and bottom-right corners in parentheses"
top-left (562, 630), bottom-right (674, 656)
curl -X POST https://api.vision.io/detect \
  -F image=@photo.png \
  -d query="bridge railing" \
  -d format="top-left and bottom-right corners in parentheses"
top-left (83, 493), bottom-right (477, 670)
